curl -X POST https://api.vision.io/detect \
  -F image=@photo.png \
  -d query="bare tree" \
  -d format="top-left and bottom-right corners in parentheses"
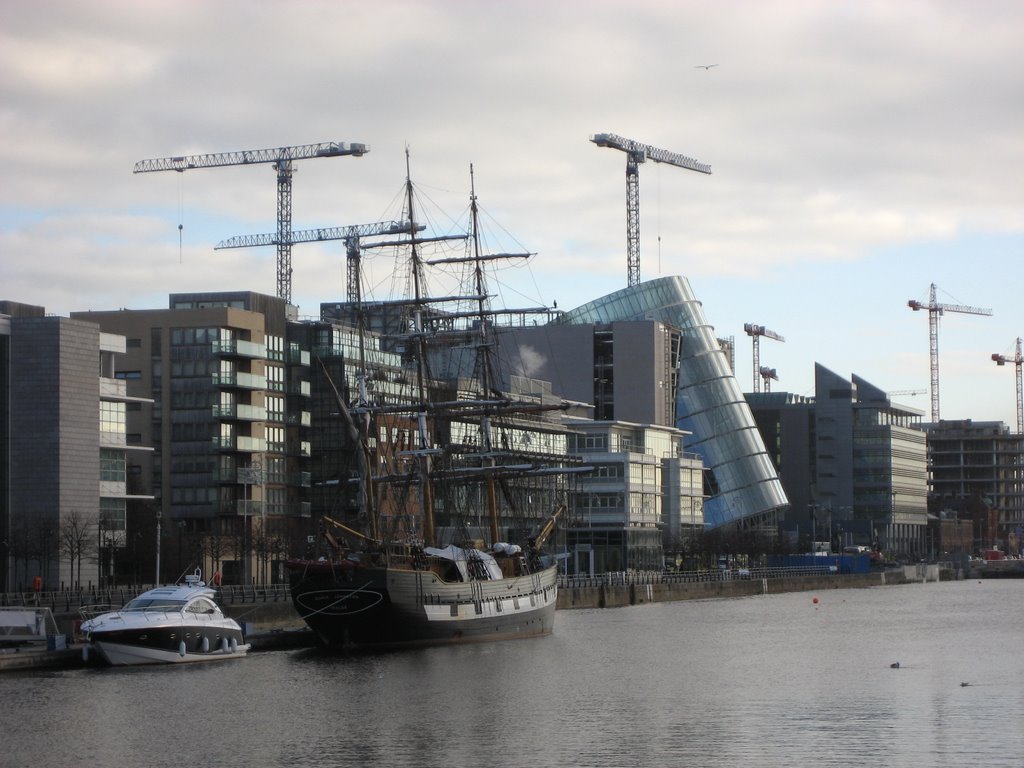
top-left (205, 525), bottom-right (229, 579)
top-left (21, 517), bottom-right (59, 588)
top-left (59, 509), bottom-right (98, 589)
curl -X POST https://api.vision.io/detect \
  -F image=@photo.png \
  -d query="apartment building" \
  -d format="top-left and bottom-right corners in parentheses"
top-left (1, 301), bottom-right (152, 590)
top-left (72, 291), bottom-right (312, 584)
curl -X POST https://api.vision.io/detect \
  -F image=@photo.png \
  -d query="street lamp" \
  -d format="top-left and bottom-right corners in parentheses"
top-left (176, 520), bottom-right (186, 577)
top-left (155, 508), bottom-right (162, 586)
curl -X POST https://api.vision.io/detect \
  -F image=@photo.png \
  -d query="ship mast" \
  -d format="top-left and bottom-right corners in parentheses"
top-left (404, 149), bottom-right (437, 548)
top-left (467, 165), bottom-right (502, 545)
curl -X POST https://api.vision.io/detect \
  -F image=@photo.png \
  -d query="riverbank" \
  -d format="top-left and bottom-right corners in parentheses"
top-left (556, 564), bottom-right (929, 609)
top-left (2, 566), bottom-right (942, 673)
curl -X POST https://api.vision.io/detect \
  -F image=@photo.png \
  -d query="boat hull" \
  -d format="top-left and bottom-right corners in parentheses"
top-left (287, 560), bottom-right (558, 650)
top-left (86, 624), bottom-right (249, 666)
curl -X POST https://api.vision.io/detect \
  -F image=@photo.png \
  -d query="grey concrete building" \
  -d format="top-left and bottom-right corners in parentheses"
top-left (747, 364), bottom-right (929, 556)
top-left (1, 301), bottom-right (151, 591)
top-left (496, 320), bottom-right (680, 427)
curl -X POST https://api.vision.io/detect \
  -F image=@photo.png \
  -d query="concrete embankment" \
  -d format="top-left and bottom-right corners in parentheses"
top-left (2, 567), bottom-right (941, 673)
top-left (557, 568), bottom-right (920, 610)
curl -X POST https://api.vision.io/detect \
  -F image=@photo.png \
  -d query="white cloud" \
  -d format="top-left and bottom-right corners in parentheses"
top-left (2, 0), bottom-right (1023, 424)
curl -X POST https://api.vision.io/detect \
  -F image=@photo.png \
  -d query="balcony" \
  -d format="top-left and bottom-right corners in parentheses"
top-left (287, 348), bottom-right (311, 366)
top-left (212, 372), bottom-right (268, 390)
top-left (237, 436), bottom-right (269, 453)
top-left (212, 403), bottom-right (268, 421)
top-left (213, 435), bottom-right (270, 453)
top-left (235, 499), bottom-right (263, 516)
top-left (286, 411), bottom-right (312, 427)
top-left (211, 339), bottom-right (266, 359)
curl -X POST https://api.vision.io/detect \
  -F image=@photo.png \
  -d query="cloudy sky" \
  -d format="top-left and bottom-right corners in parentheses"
top-left (3, 1), bottom-right (1023, 426)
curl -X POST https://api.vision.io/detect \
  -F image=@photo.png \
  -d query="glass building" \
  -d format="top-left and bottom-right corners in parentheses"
top-left (554, 276), bottom-right (789, 528)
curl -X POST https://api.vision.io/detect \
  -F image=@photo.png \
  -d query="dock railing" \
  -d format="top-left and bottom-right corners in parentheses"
top-left (0, 583), bottom-right (292, 614)
top-left (557, 565), bottom-right (841, 590)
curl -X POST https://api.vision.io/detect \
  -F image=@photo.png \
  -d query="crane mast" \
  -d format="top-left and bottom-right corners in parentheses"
top-left (591, 133), bottom-right (711, 287)
top-left (134, 141), bottom-right (368, 303)
top-left (991, 338), bottom-right (1023, 434)
top-left (908, 282), bottom-right (992, 422)
top-left (216, 219), bottom-right (421, 304)
top-left (743, 323), bottom-right (785, 393)
top-left (759, 366), bottom-right (779, 393)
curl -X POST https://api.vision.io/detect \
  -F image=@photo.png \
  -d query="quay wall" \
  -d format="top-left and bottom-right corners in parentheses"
top-left (20, 567), bottom-right (940, 636)
top-left (556, 569), bottom-right (920, 610)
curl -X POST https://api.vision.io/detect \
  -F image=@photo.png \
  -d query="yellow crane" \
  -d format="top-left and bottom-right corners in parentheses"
top-left (991, 338), bottom-right (1023, 434)
top-left (134, 141), bottom-right (368, 303)
top-left (591, 133), bottom-right (711, 287)
top-left (908, 283), bottom-right (992, 422)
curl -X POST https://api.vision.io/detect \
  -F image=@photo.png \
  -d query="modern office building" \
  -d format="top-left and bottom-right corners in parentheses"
top-left (72, 291), bottom-right (312, 584)
top-left (744, 391), bottom-right (816, 532)
top-left (551, 276), bottom-right (789, 531)
top-left (1, 300), bottom-right (152, 591)
top-left (923, 419), bottom-right (1024, 555)
top-left (496, 320), bottom-right (681, 427)
top-left (747, 364), bottom-right (929, 555)
top-left (564, 418), bottom-right (704, 573)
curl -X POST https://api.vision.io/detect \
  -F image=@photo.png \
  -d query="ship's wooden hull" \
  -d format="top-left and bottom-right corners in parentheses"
top-left (287, 559), bottom-right (558, 650)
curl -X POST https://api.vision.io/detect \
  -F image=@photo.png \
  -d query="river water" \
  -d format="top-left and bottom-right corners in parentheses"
top-left (2, 579), bottom-right (1022, 768)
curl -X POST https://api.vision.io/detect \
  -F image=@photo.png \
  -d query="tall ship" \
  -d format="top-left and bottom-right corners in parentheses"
top-left (286, 157), bottom-right (579, 650)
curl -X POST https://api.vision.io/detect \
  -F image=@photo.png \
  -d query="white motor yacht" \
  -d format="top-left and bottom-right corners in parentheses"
top-left (80, 571), bottom-right (249, 666)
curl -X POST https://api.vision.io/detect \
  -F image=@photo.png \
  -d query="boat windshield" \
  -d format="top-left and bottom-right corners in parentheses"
top-left (122, 597), bottom-right (187, 612)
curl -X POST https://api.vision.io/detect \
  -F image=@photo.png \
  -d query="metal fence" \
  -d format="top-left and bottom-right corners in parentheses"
top-left (0, 583), bottom-right (292, 614)
top-left (1, 565), bottom-right (871, 612)
top-left (557, 565), bottom-right (841, 590)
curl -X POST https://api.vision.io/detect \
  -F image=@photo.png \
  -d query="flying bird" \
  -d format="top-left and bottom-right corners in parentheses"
top-left (694, 64), bottom-right (719, 70)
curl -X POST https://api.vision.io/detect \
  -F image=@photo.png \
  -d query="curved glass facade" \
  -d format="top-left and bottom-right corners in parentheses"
top-left (556, 276), bottom-right (789, 527)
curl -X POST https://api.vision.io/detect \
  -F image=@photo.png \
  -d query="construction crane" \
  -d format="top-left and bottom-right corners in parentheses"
top-left (216, 220), bottom-right (420, 304)
top-left (888, 388), bottom-right (927, 397)
top-left (908, 283), bottom-right (992, 422)
top-left (590, 133), bottom-right (711, 287)
top-left (759, 366), bottom-right (778, 392)
top-left (991, 338), bottom-right (1023, 434)
top-left (134, 141), bottom-right (368, 303)
top-left (744, 323), bottom-right (785, 393)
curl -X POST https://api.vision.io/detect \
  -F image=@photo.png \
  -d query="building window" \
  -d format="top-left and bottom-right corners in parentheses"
top-left (99, 498), bottom-right (126, 531)
top-left (267, 426), bottom-right (285, 452)
top-left (100, 400), bottom-right (126, 434)
top-left (115, 370), bottom-right (142, 380)
top-left (100, 449), bottom-right (126, 482)
top-left (266, 394), bottom-right (284, 423)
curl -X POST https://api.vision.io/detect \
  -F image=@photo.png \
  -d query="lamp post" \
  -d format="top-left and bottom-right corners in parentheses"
top-left (155, 508), bottom-right (162, 586)
top-left (176, 520), bottom-right (186, 578)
